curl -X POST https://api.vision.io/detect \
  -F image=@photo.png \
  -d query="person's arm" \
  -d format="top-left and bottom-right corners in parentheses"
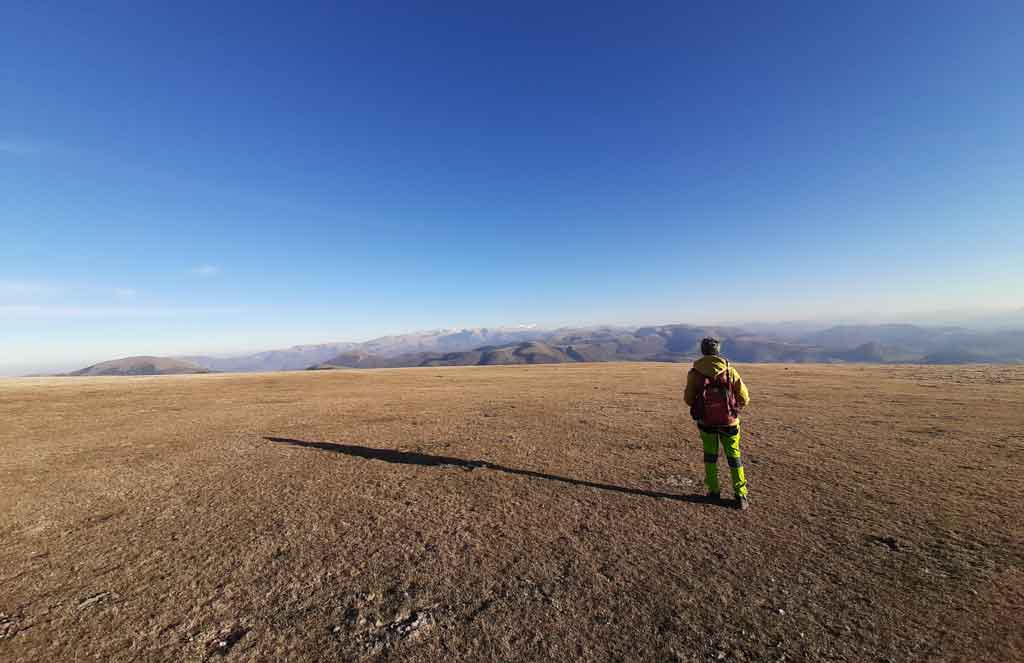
top-left (731, 367), bottom-right (750, 408)
top-left (683, 368), bottom-right (700, 406)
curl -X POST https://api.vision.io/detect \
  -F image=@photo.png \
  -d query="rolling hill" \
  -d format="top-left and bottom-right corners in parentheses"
top-left (68, 356), bottom-right (209, 376)
top-left (181, 343), bottom-right (358, 372)
top-left (311, 342), bottom-right (575, 370)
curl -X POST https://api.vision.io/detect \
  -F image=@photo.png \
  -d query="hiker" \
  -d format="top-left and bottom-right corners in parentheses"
top-left (684, 337), bottom-right (751, 509)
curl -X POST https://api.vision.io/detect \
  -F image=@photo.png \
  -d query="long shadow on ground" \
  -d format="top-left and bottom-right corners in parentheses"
top-left (266, 436), bottom-right (708, 504)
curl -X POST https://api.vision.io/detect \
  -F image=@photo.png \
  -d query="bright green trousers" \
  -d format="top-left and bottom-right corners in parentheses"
top-left (700, 427), bottom-right (748, 498)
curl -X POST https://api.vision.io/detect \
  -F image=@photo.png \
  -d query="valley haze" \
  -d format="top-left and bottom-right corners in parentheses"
top-left (19, 316), bottom-right (1024, 377)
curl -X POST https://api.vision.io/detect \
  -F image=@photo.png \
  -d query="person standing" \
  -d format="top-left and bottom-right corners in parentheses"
top-left (683, 337), bottom-right (751, 509)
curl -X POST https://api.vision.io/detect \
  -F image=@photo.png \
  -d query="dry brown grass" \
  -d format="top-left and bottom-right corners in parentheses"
top-left (1, 363), bottom-right (1022, 662)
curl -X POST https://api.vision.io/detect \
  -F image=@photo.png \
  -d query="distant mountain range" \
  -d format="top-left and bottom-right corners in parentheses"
top-left (307, 323), bottom-right (1024, 370)
top-left (57, 321), bottom-right (1024, 377)
top-left (796, 324), bottom-right (1024, 363)
top-left (179, 327), bottom-right (552, 372)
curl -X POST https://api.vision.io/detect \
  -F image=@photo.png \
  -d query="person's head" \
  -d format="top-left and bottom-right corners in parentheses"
top-left (700, 337), bottom-right (721, 356)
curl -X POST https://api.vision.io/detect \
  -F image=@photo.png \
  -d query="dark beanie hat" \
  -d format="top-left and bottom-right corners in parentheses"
top-left (700, 337), bottom-right (721, 356)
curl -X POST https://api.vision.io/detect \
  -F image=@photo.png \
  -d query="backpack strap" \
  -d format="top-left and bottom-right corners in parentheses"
top-left (718, 359), bottom-right (730, 388)
top-left (687, 368), bottom-right (705, 421)
top-left (725, 359), bottom-right (737, 417)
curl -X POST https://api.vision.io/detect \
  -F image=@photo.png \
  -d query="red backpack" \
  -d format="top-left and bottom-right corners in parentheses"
top-left (690, 360), bottom-right (738, 426)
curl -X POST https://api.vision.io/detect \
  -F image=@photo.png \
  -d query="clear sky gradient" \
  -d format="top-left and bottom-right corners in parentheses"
top-left (2, 2), bottom-right (1022, 372)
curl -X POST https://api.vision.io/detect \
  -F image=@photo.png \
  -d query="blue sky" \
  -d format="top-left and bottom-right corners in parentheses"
top-left (2, 2), bottom-right (1022, 372)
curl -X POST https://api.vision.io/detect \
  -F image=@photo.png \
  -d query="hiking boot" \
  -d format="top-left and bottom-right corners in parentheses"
top-left (735, 495), bottom-right (750, 511)
top-left (707, 491), bottom-right (721, 502)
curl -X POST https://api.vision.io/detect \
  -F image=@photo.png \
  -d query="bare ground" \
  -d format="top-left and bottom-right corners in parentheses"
top-left (1, 363), bottom-right (1021, 662)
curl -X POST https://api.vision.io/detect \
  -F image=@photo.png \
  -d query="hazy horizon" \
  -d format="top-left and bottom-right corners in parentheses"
top-left (4, 305), bottom-right (1023, 376)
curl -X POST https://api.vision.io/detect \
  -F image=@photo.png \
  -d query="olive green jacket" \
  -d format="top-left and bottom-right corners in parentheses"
top-left (683, 355), bottom-right (750, 409)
